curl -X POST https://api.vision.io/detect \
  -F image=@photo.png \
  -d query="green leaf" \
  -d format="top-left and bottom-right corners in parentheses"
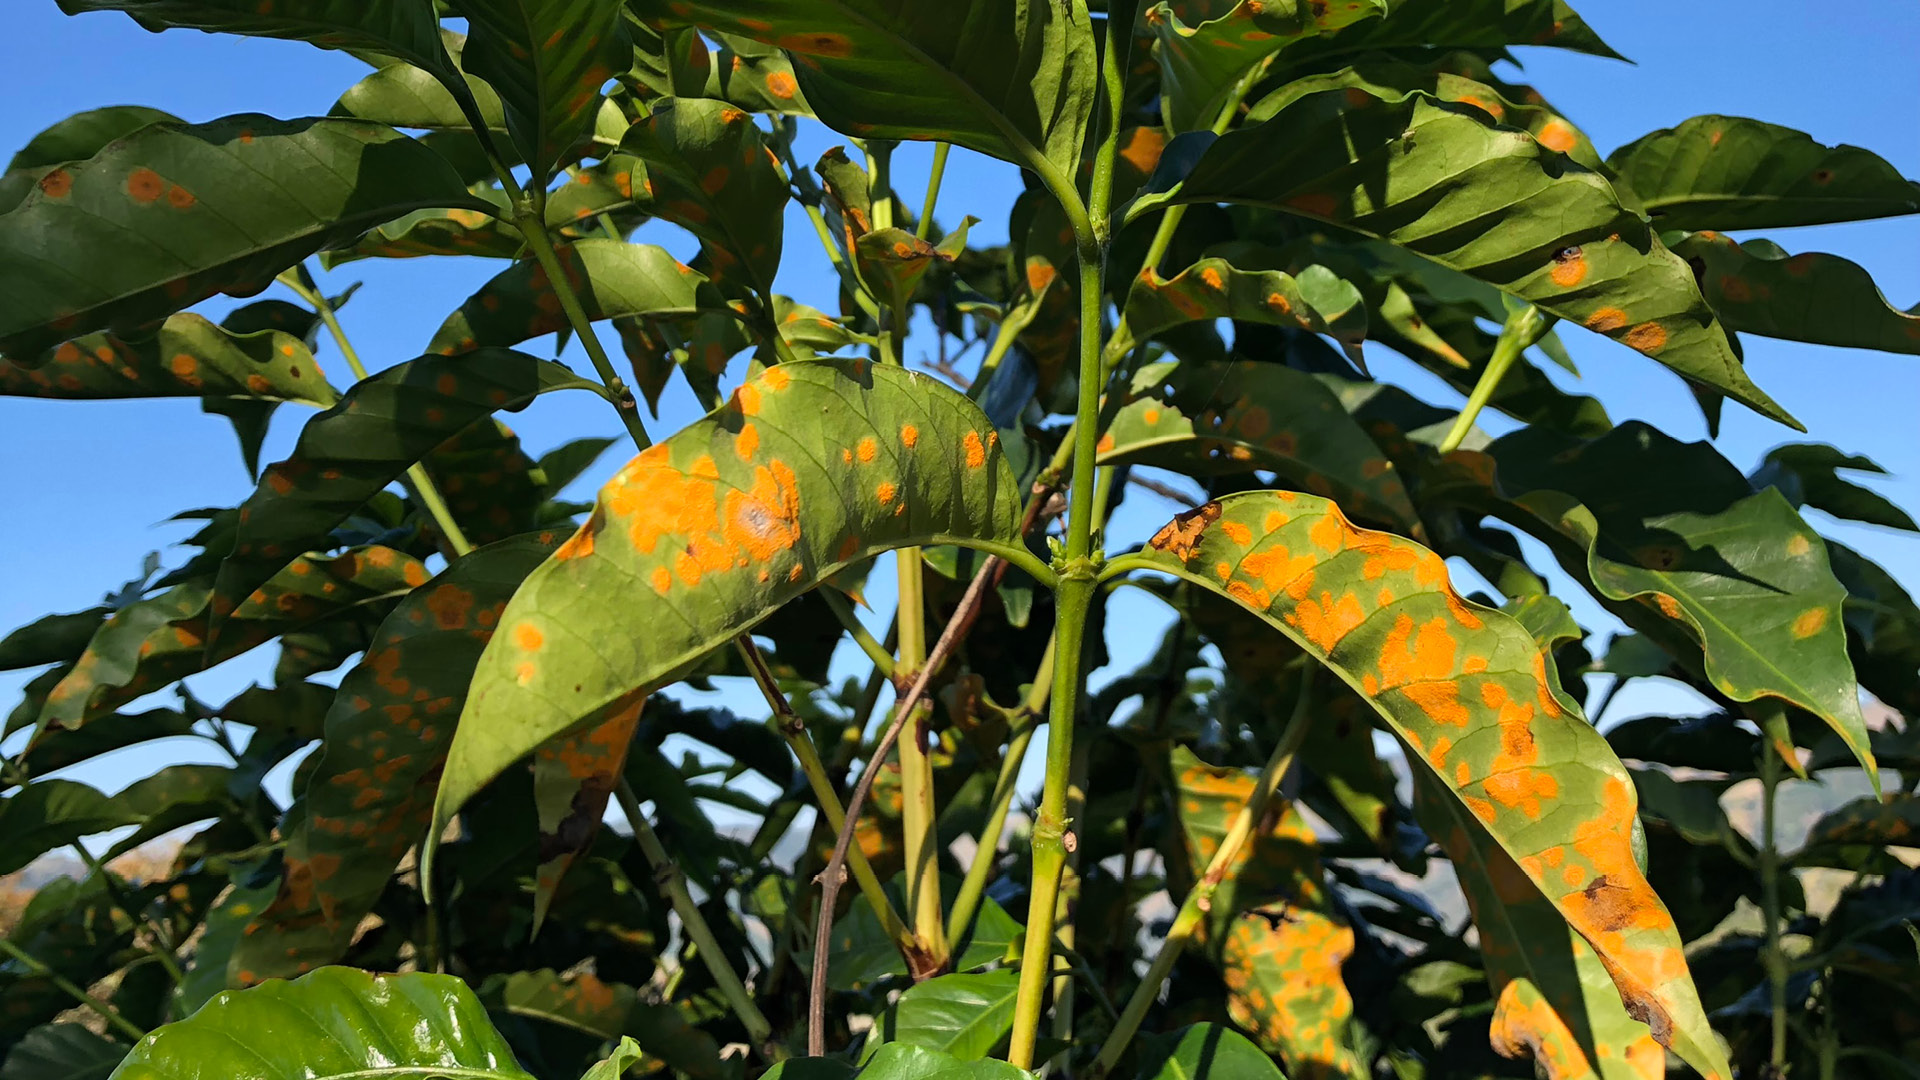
top-left (1673, 231), bottom-right (1920, 356)
top-left (642, 0), bottom-right (1096, 189)
top-left (441, 0), bottom-right (628, 183)
top-left (0, 116), bottom-right (484, 363)
top-left (876, 970), bottom-right (1020, 1062)
top-left (1439, 421), bottom-right (1877, 784)
top-left (54, 0), bottom-right (458, 75)
top-left (1134, 1023), bottom-right (1285, 1080)
top-left (1171, 747), bottom-right (1363, 1078)
top-left (107, 967), bottom-right (532, 1079)
top-left (177, 871), bottom-right (279, 1015)
top-left (210, 350), bottom-right (596, 641)
top-left (580, 1037), bottom-right (644, 1080)
top-left (1123, 257), bottom-right (1368, 363)
top-left (0, 1023), bottom-right (126, 1080)
top-left (234, 533), bottom-right (562, 982)
top-left (318, 198), bottom-right (524, 268)
top-left (1131, 88), bottom-right (1798, 428)
top-left (530, 699), bottom-right (643, 931)
top-left (618, 98), bottom-right (789, 296)
top-left (482, 970), bottom-right (729, 1080)
top-left (1751, 443), bottom-right (1917, 533)
top-left (429, 358), bottom-right (1024, 867)
top-left (421, 418), bottom-right (550, 546)
top-left (0, 780), bottom-right (133, 875)
top-left (0, 313), bottom-right (335, 404)
top-left (106, 763), bottom-right (241, 859)
top-left (1799, 795), bottom-right (1920, 857)
top-left (856, 1044), bottom-right (1031, 1080)
top-left (1415, 776), bottom-right (1664, 1080)
top-left (1286, 0), bottom-right (1622, 63)
top-left (331, 54), bottom-right (508, 136)
top-left (428, 239), bottom-right (721, 355)
top-left (1608, 115), bottom-right (1920, 230)
top-left (1145, 0), bottom-right (1387, 133)
top-left (1131, 491), bottom-right (1729, 1080)
top-left (703, 32), bottom-right (814, 117)
top-left (0, 608), bottom-right (109, 671)
top-left (0, 106), bottom-right (182, 212)
top-left (1097, 358), bottom-right (1421, 536)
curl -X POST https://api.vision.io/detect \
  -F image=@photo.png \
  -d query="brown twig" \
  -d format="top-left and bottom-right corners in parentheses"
top-left (808, 558), bottom-right (1000, 1055)
top-left (1127, 473), bottom-right (1202, 506)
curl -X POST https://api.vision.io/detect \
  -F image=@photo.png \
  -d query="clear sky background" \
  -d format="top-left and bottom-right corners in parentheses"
top-left (2, 2), bottom-right (1916, 827)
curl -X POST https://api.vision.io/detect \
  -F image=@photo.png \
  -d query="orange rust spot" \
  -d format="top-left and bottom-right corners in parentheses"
top-left (777, 31), bottom-right (854, 56)
top-left (963, 430), bottom-right (987, 469)
top-left (513, 622), bottom-right (544, 652)
top-left (38, 169), bottom-right (73, 198)
top-left (1462, 796), bottom-right (1497, 824)
top-left (1787, 534), bottom-right (1812, 557)
top-left (402, 562), bottom-right (430, 588)
top-left (426, 584), bottom-right (476, 629)
top-left (875, 480), bottom-right (896, 505)
top-left (126, 168), bottom-right (165, 203)
top-left (1308, 511), bottom-right (1348, 554)
top-left (516, 661), bottom-right (537, 686)
top-left (735, 423), bottom-right (760, 460)
top-left (760, 366), bottom-right (791, 391)
top-left (1096, 432), bottom-right (1115, 455)
top-left (766, 71), bottom-right (799, 99)
top-left (1026, 262), bottom-right (1057, 293)
top-left (856, 436), bottom-right (877, 463)
top-left (1286, 192), bottom-right (1339, 218)
top-left (1220, 520), bottom-right (1252, 545)
top-left (1585, 307), bottom-right (1629, 333)
top-left (1623, 321), bottom-right (1668, 352)
top-left (1118, 127), bottom-right (1167, 177)
top-left (1377, 614), bottom-right (1459, 690)
top-left (170, 353), bottom-right (199, 380)
top-left (1536, 120), bottom-right (1578, 153)
top-left (1199, 266), bottom-right (1225, 290)
top-left (166, 184), bottom-right (196, 210)
top-left (1549, 247), bottom-right (1588, 288)
top-left (898, 423), bottom-right (919, 449)
top-left (1792, 607), bottom-right (1828, 639)
top-left (735, 382), bottom-right (762, 415)
top-left (1401, 681), bottom-right (1469, 726)
top-left (700, 165), bottom-right (732, 194)
top-left (1290, 589), bottom-right (1366, 651)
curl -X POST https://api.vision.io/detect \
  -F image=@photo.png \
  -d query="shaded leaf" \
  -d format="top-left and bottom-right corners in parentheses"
top-left (1750, 443), bottom-right (1917, 533)
top-left (430, 359), bottom-right (1023, 862)
top-left (1131, 491), bottom-right (1729, 1079)
top-left (54, 0), bottom-right (459, 77)
top-left (0, 1023), bottom-right (126, 1080)
top-left (530, 697), bottom-right (643, 932)
top-left (0, 780), bottom-right (133, 875)
top-left (1145, 0), bottom-right (1387, 133)
top-left (1674, 231), bottom-right (1920, 357)
top-left (0, 106), bottom-right (181, 213)
top-left (447, 0), bottom-right (628, 182)
top-left (429, 239), bottom-right (720, 355)
top-left (1608, 115), bottom-right (1920, 230)
top-left (1131, 88), bottom-right (1797, 428)
top-left (0, 116), bottom-right (483, 362)
top-left (0, 312), bottom-right (335, 404)
top-left (0, 608), bottom-right (110, 671)
top-left (1800, 795), bottom-right (1920, 857)
top-left (483, 969), bottom-right (729, 1080)
top-left (1135, 1023), bottom-right (1285, 1080)
top-left (1285, 0), bottom-right (1621, 65)
top-left (618, 98), bottom-right (789, 295)
top-left (580, 1038), bottom-right (645, 1080)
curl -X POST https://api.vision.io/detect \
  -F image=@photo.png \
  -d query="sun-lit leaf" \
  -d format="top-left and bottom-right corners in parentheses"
top-left (640, 0), bottom-right (1096, 189)
top-left (429, 359), bottom-right (1024, 858)
top-left (1144, 0), bottom-right (1386, 133)
top-left (0, 312), bottom-right (335, 404)
top-left (1136, 1023), bottom-right (1285, 1080)
top-left (872, 970), bottom-right (1020, 1062)
top-left (330, 54), bottom-right (508, 137)
top-left (1434, 421), bottom-right (1878, 783)
top-left (0, 116), bottom-right (485, 363)
top-left (703, 32), bottom-right (814, 117)
top-left (1608, 115), bottom-right (1920, 230)
top-left (1130, 87), bottom-right (1798, 428)
top-left (1123, 257), bottom-right (1368, 363)
top-left (445, 0), bottom-right (629, 183)
top-left (1098, 358), bottom-right (1422, 536)
top-left (108, 967), bottom-right (532, 1079)
top-left (579, 1038), bottom-right (645, 1080)
top-left (234, 533), bottom-right (562, 982)
top-left (618, 97), bottom-right (789, 296)
top-left (210, 350), bottom-right (598, 643)
top-left (318, 199), bottom-right (524, 267)
top-left (857, 1044), bottom-right (1030, 1080)
top-left (1673, 231), bottom-right (1920, 356)
top-left (1132, 491), bottom-right (1730, 1080)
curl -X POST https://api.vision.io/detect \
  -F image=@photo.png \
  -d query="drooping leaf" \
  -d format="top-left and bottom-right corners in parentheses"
top-left (37, 546), bottom-right (427, 733)
top-left (0, 116), bottom-right (484, 362)
top-left (0, 313), bottom-right (335, 404)
top-left (1145, 0), bottom-right (1388, 133)
top-left (210, 350), bottom-right (597, 642)
top-left (445, 0), bottom-right (628, 183)
top-left (1135, 1023), bottom-right (1286, 1080)
top-left (1131, 491), bottom-right (1730, 1079)
top-left (1171, 746), bottom-right (1363, 1079)
top-left (0, 780), bottom-right (134, 875)
top-left (530, 697), bottom-right (643, 932)
top-left (0, 1023), bottom-right (126, 1080)
top-left (319, 199), bottom-right (524, 267)
top-left (428, 239), bottom-right (722, 355)
top-left (618, 97), bottom-right (789, 296)
top-left (1673, 231), bottom-right (1920, 357)
top-left (1097, 358), bottom-right (1422, 536)
top-left (429, 359), bottom-right (1024, 859)
top-left (234, 533), bottom-right (562, 982)
top-left (1799, 795), bottom-right (1920, 858)
top-left (874, 970), bottom-right (1020, 1062)
top-left (1608, 115), bottom-right (1920, 230)
top-left (1123, 257), bottom-right (1368, 363)
top-left (0, 607), bottom-right (110, 671)
top-left (1750, 443), bottom-right (1917, 533)
top-left (107, 967), bottom-right (533, 1079)
top-left (1130, 88), bottom-right (1798, 428)
top-left (1434, 421), bottom-right (1877, 783)
top-left (642, 0), bottom-right (1096, 189)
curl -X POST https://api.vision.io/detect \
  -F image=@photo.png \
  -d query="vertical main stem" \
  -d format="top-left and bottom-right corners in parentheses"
top-left (1760, 744), bottom-right (1789, 1072)
top-left (894, 545), bottom-right (948, 967)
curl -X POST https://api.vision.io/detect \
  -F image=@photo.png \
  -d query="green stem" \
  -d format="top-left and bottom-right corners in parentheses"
top-left (946, 634), bottom-right (1057, 943)
top-left (70, 844), bottom-right (187, 987)
top-left (1048, 735), bottom-right (1092, 1070)
top-left (615, 780), bottom-right (777, 1057)
top-left (819, 589), bottom-right (896, 679)
top-left (870, 142), bottom-right (895, 231)
top-left (1090, 669), bottom-right (1317, 1078)
top-left (0, 936), bottom-right (147, 1042)
top-left (510, 215), bottom-right (653, 450)
top-left (916, 143), bottom-right (951, 241)
top-left (801, 200), bottom-right (882, 321)
top-left (968, 296), bottom-right (1040, 403)
top-left (1760, 742), bottom-right (1789, 1072)
top-left (894, 544), bottom-right (949, 967)
top-left (1436, 303), bottom-right (1551, 454)
top-left (277, 269), bottom-right (476, 558)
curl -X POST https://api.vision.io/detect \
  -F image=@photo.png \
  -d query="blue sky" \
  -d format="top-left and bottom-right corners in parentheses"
top-left (3, 1), bottom-right (1916, 814)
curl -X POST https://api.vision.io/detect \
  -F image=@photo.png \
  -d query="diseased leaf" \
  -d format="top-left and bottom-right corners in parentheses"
top-left (1284, 0), bottom-right (1622, 65)
top-left (530, 697), bottom-right (643, 931)
top-left (1799, 795), bottom-right (1920, 858)
top-left (430, 359), bottom-right (1024, 857)
top-left (445, 0), bottom-right (629, 182)
top-left (107, 968), bottom-right (532, 1079)
top-left (1130, 88), bottom-right (1798, 428)
top-left (641, 0), bottom-right (1096, 188)
top-left (234, 533), bottom-right (562, 982)
top-left (1435, 421), bottom-right (1877, 783)
top-left (421, 418), bottom-right (550, 546)
top-left (0, 780), bottom-right (134, 875)
top-left (0, 1023), bottom-right (126, 1080)
top-left (0, 105), bottom-right (181, 213)
top-left (1674, 231), bottom-right (1920, 357)
top-left (618, 98), bottom-right (789, 296)
top-left (54, 0), bottom-right (458, 75)
top-left (0, 116), bottom-right (484, 362)
top-left (318, 199), bottom-right (524, 267)
top-left (211, 350), bottom-right (597, 643)
top-left (330, 55), bottom-right (508, 136)
top-left (1132, 491), bottom-right (1729, 1080)
top-left (1098, 358), bottom-right (1421, 536)
top-left (1608, 115), bottom-right (1920, 230)
top-left (429, 239), bottom-right (720, 355)
top-left (1144, 0), bottom-right (1386, 133)
top-left (1123, 257), bottom-right (1367, 363)
top-left (482, 969), bottom-right (730, 1080)
top-left (0, 313), bottom-right (335, 404)
top-left (0, 608), bottom-right (110, 672)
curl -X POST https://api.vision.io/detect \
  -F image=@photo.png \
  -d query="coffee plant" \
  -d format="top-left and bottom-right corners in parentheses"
top-left (2, 1), bottom-right (1917, 1078)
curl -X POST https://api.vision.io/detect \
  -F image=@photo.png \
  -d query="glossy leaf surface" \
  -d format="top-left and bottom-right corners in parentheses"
top-left (1133, 491), bottom-right (1729, 1079)
top-left (1145, 0), bottom-right (1387, 133)
top-left (429, 239), bottom-right (718, 355)
top-left (1124, 257), bottom-right (1367, 361)
top-left (0, 116), bottom-right (482, 362)
top-left (877, 970), bottom-right (1020, 1062)
top-left (1136, 1023), bottom-right (1286, 1080)
top-left (431, 359), bottom-right (1023, 852)
top-left (448, 0), bottom-right (628, 182)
